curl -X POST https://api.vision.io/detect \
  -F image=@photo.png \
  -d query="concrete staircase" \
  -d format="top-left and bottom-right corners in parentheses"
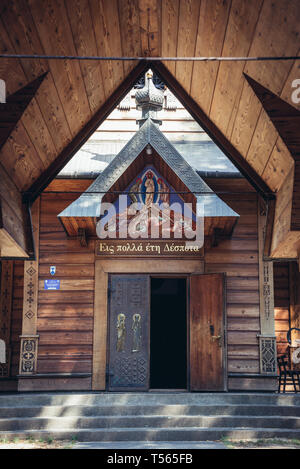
top-left (0, 392), bottom-right (300, 443)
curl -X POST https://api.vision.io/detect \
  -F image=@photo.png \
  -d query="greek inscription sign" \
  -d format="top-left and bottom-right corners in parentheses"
top-left (95, 240), bottom-right (203, 258)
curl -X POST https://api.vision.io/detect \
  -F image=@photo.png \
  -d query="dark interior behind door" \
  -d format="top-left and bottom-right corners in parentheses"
top-left (150, 277), bottom-right (187, 389)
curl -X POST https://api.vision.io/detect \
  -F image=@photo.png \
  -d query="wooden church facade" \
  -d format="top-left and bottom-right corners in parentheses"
top-left (0, 73), bottom-right (298, 394)
top-left (2, 176), bottom-right (292, 393)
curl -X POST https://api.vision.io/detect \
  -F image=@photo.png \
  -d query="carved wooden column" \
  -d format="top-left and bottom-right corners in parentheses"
top-left (0, 261), bottom-right (14, 377)
top-left (257, 197), bottom-right (277, 374)
top-left (19, 198), bottom-right (40, 376)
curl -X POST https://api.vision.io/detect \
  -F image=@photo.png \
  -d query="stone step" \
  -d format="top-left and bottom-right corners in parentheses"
top-left (0, 392), bottom-right (299, 443)
top-left (1, 426), bottom-right (300, 442)
top-left (0, 415), bottom-right (300, 432)
top-left (1, 392), bottom-right (300, 407)
top-left (0, 403), bottom-right (299, 418)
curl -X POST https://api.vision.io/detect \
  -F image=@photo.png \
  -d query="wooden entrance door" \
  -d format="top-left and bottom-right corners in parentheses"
top-left (190, 273), bottom-right (226, 391)
top-left (108, 274), bottom-right (150, 391)
top-left (107, 272), bottom-right (225, 391)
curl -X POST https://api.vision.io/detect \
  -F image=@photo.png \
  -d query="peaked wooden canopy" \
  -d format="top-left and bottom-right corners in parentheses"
top-left (0, 0), bottom-right (299, 259)
top-left (58, 116), bottom-right (239, 239)
top-left (245, 74), bottom-right (300, 259)
top-left (0, 73), bottom-right (47, 258)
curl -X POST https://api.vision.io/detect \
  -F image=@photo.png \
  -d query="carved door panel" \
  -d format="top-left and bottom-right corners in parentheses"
top-left (108, 275), bottom-right (150, 391)
top-left (190, 273), bottom-right (226, 391)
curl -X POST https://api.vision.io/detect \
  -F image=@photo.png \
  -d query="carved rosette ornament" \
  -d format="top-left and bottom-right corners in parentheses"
top-left (19, 336), bottom-right (39, 374)
top-left (259, 336), bottom-right (277, 374)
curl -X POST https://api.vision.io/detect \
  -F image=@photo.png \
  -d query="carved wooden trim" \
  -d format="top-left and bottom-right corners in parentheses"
top-left (258, 335), bottom-right (277, 374)
top-left (19, 335), bottom-right (39, 375)
top-left (258, 197), bottom-right (277, 374)
top-left (258, 197), bottom-right (275, 333)
top-left (0, 260), bottom-right (13, 377)
top-left (19, 198), bottom-right (40, 375)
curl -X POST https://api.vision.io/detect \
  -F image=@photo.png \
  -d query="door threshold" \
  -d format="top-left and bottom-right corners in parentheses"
top-left (149, 389), bottom-right (188, 392)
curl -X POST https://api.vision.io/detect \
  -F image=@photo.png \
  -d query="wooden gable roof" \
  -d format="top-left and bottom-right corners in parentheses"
top-left (0, 0), bottom-right (299, 259)
top-left (58, 116), bottom-right (238, 238)
top-left (245, 74), bottom-right (300, 259)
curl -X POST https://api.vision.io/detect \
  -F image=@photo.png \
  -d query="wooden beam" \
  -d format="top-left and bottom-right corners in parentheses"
top-left (244, 73), bottom-right (300, 229)
top-left (23, 59), bottom-right (279, 205)
top-left (0, 163), bottom-right (34, 259)
top-left (263, 198), bottom-right (275, 259)
top-left (0, 73), bottom-right (47, 152)
top-left (0, 75), bottom-right (46, 259)
top-left (151, 61), bottom-right (275, 200)
top-left (23, 60), bottom-right (150, 204)
top-left (92, 261), bottom-right (108, 390)
top-left (78, 228), bottom-right (88, 247)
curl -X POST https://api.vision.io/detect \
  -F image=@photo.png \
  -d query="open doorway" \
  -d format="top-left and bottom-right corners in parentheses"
top-left (150, 277), bottom-right (187, 389)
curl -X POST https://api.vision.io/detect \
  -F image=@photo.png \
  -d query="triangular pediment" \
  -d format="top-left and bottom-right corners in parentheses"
top-left (98, 165), bottom-right (197, 240)
top-left (58, 117), bottom-right (239, 239)
top-left (59, 118), bottom-right (216, 216)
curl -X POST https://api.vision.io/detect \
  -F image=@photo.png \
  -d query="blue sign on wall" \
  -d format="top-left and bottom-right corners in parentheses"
top-left (44, 279), bottom-right (60, 290)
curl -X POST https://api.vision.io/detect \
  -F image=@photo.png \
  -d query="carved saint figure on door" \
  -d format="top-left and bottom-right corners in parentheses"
top-left (116, 313), bottom-right (126, 352)
top-left (0, 339), bottom-right (5, 364)
top-left (132, 313), bottom-right (142, 352)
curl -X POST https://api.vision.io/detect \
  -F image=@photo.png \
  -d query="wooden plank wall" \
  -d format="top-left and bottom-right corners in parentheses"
top-left (28, 178), bottom-right (262, 382)
top-left (6, 178), bottom-right (291, 389)
top-left (205, 179), bottom-right (260, 375)
top-left (274, 262), bottom-right (290, 357)
top-left (37, 193), bottom-right (94, 385)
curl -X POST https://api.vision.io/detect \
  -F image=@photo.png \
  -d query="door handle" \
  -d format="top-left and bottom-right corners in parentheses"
top-left (210, 325), bottom-right (222, 346)
top-left (211, 335), bottom-right (222, 347)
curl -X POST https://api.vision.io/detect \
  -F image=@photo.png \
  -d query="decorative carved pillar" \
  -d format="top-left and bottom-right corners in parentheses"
top-left (19, 198), bottom-right (40, 376)
top-left (0, 261), bottom-right (13, 377)
top-left (19, 335), bottom-right (39, 374)
top-left (257, 197), bottom-right (277, 374)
